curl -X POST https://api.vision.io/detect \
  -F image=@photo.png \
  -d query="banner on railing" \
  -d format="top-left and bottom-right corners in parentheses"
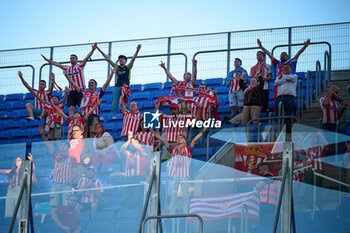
top-left (235, 143), bottom-right (283, 176)
top-left (187, 191), bottom-right (259, 221)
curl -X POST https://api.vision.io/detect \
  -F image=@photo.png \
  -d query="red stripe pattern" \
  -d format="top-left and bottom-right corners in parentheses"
top-left (121, 110), bottom-right (143, 136)
top-left (188, 191), bottom-right (260, 221)
top-left (64, 63), bottom-right (86, 91)
top-left (77, 177), bottom-right (103, 203)
top-left (32, 89), bottom-right (51, 109)
top-left (52, 153), bottom-right (77, 184)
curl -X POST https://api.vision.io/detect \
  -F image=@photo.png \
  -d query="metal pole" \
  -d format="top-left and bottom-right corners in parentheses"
top-left (138, 167), bottom-right (156, 233)
top-left (280, 143), bottom-right (293, 233)
top-left (288, 27), bottom-right (292, 57)
top-left (48, 47), bottom-right (54, 86)
top-left (273, 158), bottom-right (288, 233)
top-left (107, 42), bottom-right (112, 78)
top-left (167, 37), bottom-right (171, 82)
top-left (227, 32), bottom-right (231, 76)
top-left (23, 160), bottom-right (33, 233)
top-left (141, 214), bottom-right (204, 233)
top-left (8, 173), bottom-right (28, 233)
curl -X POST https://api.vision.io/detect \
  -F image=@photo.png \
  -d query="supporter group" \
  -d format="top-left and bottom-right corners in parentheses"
top-left (1, 38), bottom-right (349, 232)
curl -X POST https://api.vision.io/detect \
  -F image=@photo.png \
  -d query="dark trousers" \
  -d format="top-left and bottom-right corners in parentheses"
top-left (275, 95), bottom-right (295, 133)
top-left (261, 89), bottom-right (270, 112)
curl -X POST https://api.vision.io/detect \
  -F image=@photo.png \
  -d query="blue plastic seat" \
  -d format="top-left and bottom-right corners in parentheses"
top-left (24, 93), bottom-right (34, 101)
top-left (131, 92), bottom-right (150, 101)
top-left (130, 84), bottom-right (142, 92)
top-left (5, 93), bottom-right (23, 102)
top-left (105, 85), bottom-right (114, 94)
top-left (141, 100), bottom-right (155, 112)
top-left (10, 101), bottom-right (27, 111)
top-left (144, 82), bottom-right (162, 91)
top-left (204, 78), bottom-right (223, 88)
top-left (0, 102), bottom-right (12, 111)
top-left (163, 81), bottom-right (173, 91)
top-left (4, 120), bottom-right (23, 130)
top-left (214, 86), bottom-right (229, 94)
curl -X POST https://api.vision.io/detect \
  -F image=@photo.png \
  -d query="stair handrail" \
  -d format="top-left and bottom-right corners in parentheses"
top-left (315, 60), bottom-right (322, 98)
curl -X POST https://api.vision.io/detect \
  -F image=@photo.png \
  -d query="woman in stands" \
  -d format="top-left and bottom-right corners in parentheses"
top-left (91, 123), bottom-right (118, 171)
top-left (0, 154), bottom-right (36, 219)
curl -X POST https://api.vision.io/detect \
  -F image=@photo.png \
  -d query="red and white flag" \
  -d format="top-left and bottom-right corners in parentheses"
top-left (187, 191), bottom-right (260, 222)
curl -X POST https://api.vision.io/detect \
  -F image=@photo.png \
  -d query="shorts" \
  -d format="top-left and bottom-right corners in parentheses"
top-left (67, 90), bottom-right (83, 107)
top-left (6, 186), bottom-right (25, 219)
top-left (48, 122), bottom-right (64, 140)
top-left (33, 108), bottom-right (43, 117)
top-left (49, 183), bottom-right (72, 207)
top-left (229, 91), bottom-right (244, 107)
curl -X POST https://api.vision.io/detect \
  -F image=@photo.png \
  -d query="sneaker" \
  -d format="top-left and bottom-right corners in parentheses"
top-left (26, 116), bottom-right (34, 121)
top-left (36, 116), bottom-right (42, 120)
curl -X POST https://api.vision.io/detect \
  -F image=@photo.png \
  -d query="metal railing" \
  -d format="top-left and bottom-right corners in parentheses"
top-left (315, 60), bottom-right (322, 98)
top-left (39, 52), bottom-right (188, 84)
top-left (141, 214), bottom-right (204, 233)
top-left (0, 65), bottom-right (35, 88)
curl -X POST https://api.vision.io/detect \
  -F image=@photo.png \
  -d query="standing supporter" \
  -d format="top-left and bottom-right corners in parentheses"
top-left (225, 58), bottom-right (249, 117)
top-left (52, 99), bottom-right (102, 139)
top-left (257, 38), bottom-right (310, 103)
top-left (32, 86), bottom-right (68, 140)
top-left (255, 163), bottom-right (277, 219)
top-left (120, 98), bottom-right (143, 141)
top-left (97, 44), bottom-right (142, 113)
top-left (36, 135), bottom-right (78, 213)
top-left (0, 154), bottom-right (35, 219)
top-left (159, 59), bottom-right (197, 98)
top-left (154, 102), bottom-right (191, 161)
top-left (274, 64), bottom-right (298, 133)
top-left (151, 127), bottom-right (208, 178)
top-left (63, 67), bottom-right (116, 137)
top-left (51, 194), bottom-right (82, 233)
top-left (160, 59), bottom-right (197, 114)
top-left (18, 71), bottom-right (54, 120)
top-left (77, 167), bottom-right (103, 220)
top-left (239, 72), bottom-right (264, 124)
top-left (91, 123), bottom-right (118, 171)
top-left (320, 85), bottom-right (348, 132)
top-left (250, 50), bottom-right (272, 112)
top-left (41, 42), bottom-right (97, 117)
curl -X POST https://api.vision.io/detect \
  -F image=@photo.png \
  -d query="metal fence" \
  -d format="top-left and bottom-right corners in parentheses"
top-left (0, 22), bottom-right (349, 95)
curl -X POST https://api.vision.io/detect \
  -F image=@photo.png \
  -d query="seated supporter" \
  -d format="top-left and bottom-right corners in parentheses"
top-left (32, 84), bottom-right (69, 140)
top-left (91, 123), bottom-right (119, 170)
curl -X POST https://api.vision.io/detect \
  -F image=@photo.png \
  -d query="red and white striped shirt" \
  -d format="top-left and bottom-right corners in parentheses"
top-left (53, 153), bottom-right (77, 184)
top-left (121, 110), bottom-right (143, 137)
top-left (80, 89), bottom-right (103, 115)
top-left (250, 62), bottom-right (271, 90)
top-left (178, 80), bottom-right (194, 98)
top-left (44, 102), bottom-right (65, 133)
top-left (63, 63), bottom-right (86, 91)
top-left (320, 95), bottom-right (339, 124)
top-left (191, 96), bottom-right (213, 121)
top-left (125, 151), bottom-right (148, 177)
top-left (304, 146), bottom-right (326, 170)
top-left (134, 131), bottom-right (154, 146)
top-left (293, 160), bottom-right (304, 182)
top-left (32, 89), bottom-right (51, 109)
top-left (168, 145), bottom-right (192, 178)
top-left (67, 118), bottom-right (85, 140)
top-left (161, 115), bottom-right (190, 142)
top-left (228, 73), bottom-right (241, 93)
top-left (77, 177), bottom-right (103, 203)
